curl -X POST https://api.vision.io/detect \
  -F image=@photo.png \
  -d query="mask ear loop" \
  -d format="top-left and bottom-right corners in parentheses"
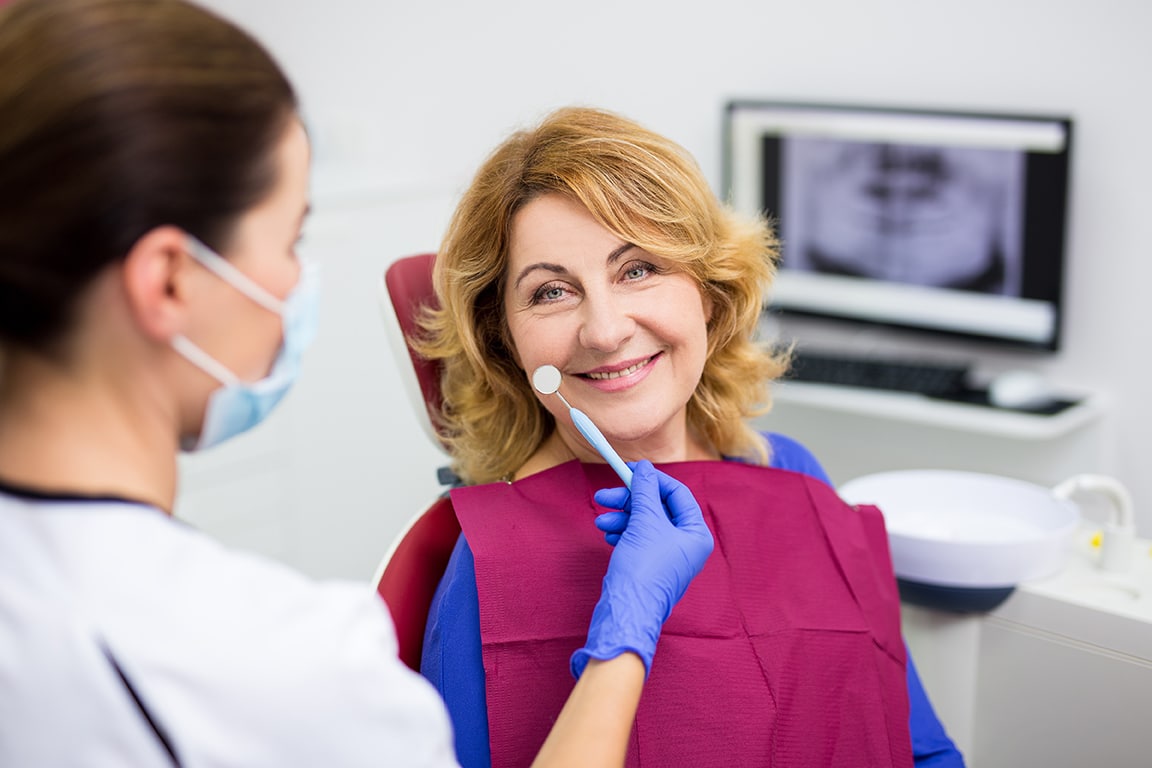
top-left (185, 235), bottom-right (285, 314)
top-left (171, 335), bottom-right (241, 386)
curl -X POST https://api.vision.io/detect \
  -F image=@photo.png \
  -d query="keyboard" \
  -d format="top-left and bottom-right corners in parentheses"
top-left (784, 349), bottom-right (971, 398)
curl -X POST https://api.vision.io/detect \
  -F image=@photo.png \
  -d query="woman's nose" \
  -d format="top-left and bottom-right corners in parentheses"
top-left (577, 293), bottom-right (635, 353)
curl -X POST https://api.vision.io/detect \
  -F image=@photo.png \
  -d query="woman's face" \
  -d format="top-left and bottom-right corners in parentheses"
top-left (503, 193), bottom-right (712, 461)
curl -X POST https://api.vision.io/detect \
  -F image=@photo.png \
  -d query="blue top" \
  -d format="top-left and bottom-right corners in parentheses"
top-left (422, 433), bottom-right (964, 767)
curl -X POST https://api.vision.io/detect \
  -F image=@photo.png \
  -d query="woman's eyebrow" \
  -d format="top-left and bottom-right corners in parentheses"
top-left (513, 262), bottom-right (567, 290)
top-left (606, 243), bottom-right (635, 265)
top-left (512, 243), bottom-right (636, 289)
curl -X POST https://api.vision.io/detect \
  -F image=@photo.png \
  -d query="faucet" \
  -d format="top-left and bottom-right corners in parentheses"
top-left (1052, 474), bottom-right (1135, 575)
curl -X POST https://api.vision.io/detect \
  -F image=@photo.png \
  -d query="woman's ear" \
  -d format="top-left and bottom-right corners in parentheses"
top-left (701, 284), bottom-right (716, 325)
top-left (499, 318), bottom-right (522, 368)
top-left (120, 226), bottom-right (194, 341)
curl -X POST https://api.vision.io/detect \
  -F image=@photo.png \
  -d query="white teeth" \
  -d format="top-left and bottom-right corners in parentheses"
top-left (586, 360), bottom-right (647, 380)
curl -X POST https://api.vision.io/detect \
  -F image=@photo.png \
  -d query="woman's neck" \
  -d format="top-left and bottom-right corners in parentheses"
top-left (515, 421), bottom-right (719, 481)
top-left (0, 352), bottom-right (179, 512)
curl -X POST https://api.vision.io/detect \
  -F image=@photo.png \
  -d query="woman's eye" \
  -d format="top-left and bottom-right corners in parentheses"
top-left (531, 283), bottom-right (569, 304)
top-left (623, 261), bottom-right (657, 281)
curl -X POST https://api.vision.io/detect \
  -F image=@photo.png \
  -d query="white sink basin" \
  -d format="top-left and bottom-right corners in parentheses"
top-left (839, 470), bottom-right (1081, 608)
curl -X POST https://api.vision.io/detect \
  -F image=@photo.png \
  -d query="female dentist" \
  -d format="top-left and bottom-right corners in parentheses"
top-left (0, 1), bottom-right (713, 766)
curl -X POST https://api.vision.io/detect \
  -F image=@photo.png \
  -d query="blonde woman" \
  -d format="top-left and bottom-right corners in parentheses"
top-left (416, 107), bottom-right (963, 767)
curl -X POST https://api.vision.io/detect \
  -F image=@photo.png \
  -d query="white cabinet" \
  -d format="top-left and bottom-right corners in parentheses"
top-left (972, 589), bottom-right (1152, 767)
top-left (902, 567), bottom-right (1152, 768)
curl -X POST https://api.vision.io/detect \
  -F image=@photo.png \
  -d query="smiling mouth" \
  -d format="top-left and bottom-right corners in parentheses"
top-left (582, 357), bottom-right (653, 381)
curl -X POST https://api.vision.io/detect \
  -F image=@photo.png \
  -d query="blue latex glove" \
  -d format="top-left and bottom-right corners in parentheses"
top-left (570, 460), bottom-right (714, 678)
top-left (592, 509), bottom-right (629, 546)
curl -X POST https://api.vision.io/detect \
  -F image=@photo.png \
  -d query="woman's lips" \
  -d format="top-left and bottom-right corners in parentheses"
top-left (577, 354), bottom-right (660, 390)
top-left (584, 358), bottom-right (649, 380)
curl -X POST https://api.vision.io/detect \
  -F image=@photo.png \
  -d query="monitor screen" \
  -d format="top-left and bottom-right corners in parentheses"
top-left (724, 101), bottom-right (1073, 350)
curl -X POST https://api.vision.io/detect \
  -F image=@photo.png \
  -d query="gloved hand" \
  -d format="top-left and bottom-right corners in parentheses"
top-left (570, 460), bottom-right (714, 678)
top-left (591, 504), bottom-right (630, 546)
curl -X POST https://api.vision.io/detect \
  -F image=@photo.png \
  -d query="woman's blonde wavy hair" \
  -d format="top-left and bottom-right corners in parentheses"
top-left (414, 106), bottom-right (787, 484)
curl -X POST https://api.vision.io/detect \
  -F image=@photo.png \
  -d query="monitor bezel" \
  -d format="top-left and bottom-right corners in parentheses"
top-left (722, 100), bottom-right (1073, 352)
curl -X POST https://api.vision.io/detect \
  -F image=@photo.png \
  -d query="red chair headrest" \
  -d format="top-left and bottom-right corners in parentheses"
top-left (381, 253), bottom-right (446, 452)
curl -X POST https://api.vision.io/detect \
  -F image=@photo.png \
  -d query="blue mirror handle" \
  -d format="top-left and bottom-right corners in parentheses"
top-left (570, 407), bottom-right (633, 489)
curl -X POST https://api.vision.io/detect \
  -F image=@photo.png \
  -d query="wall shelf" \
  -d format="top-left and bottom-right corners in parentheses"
top-left (771, 381), bottom-right (1106, 441)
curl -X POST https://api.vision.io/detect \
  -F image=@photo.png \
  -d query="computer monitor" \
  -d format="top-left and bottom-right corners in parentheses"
top-left (724, 101), bottom-right (1073, 351)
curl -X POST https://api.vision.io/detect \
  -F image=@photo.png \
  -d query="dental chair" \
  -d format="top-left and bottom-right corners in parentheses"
top-left (373, 253), bottom-right (461, 672)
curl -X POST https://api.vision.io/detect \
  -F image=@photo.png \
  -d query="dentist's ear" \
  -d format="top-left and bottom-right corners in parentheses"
top-left (120, 225), bottom-right (196, 342)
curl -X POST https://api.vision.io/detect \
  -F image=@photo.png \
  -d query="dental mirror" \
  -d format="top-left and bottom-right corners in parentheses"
top-left (532, 365), bottom-right (633, 489)
top-left (532, 364), bottom-right (563, 396)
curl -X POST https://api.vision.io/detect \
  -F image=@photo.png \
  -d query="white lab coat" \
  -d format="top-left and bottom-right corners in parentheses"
top-left (0, 488), bottom-right (458, 767)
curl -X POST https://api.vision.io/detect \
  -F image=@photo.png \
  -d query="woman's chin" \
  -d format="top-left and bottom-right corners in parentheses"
top-left (606, 429), bottom-right (684, 459)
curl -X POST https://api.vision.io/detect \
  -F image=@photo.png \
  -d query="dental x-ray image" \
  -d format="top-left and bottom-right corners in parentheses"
top-left (779, 137), bottom-right (1026, 295)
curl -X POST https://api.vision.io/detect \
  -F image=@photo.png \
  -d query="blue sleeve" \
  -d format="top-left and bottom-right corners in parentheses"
top-left (765, 431), bottom-right (834, 486)
top-left (905, 651), bottom-right (965, 766)
top-left (765, 432), bottom-right (965, 767)
top-left (420, 535), bottom-right (492, 768)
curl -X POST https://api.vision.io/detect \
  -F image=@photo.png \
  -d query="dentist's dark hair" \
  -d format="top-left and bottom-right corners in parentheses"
top-left (0, 0), bottom-right (297, 351)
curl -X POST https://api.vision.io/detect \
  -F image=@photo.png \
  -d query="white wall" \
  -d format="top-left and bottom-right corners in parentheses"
top-left (177, 0), bottom-right (1152, 581)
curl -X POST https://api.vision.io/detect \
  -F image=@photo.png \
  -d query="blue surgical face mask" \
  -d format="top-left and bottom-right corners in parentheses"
top-left (171, 236), bottom-right (319, 451)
